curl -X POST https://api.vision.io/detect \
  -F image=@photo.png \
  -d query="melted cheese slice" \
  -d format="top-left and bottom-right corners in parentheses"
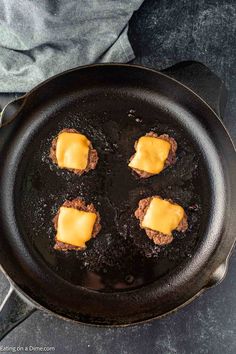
top-left (56, 132), bottom-right (90, 170)
top-left (56, 207), bottom-right (97, 248)
top-left (129, 136), bottom-right (171, 174)
top-left (142, 197), bottom-right (184, 235)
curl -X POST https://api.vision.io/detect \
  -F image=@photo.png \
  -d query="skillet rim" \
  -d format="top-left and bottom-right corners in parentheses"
top-left (3, 62), bottom-right (235, 152)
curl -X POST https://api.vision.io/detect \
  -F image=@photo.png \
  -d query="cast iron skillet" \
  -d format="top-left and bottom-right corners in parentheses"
top-left (0, 61), bottom-right (236, 339)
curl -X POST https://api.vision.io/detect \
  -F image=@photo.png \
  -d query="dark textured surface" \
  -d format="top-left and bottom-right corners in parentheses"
top-left (1, 0), bottom-right (236, 352)
top-left (129, 0), bottom-right (236, 143)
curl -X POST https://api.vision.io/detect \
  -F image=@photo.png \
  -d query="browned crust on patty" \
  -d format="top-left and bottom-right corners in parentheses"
top-left (49, 128), bottom-right (98, 175)
top-left (129, 132), bottom-right (177, 178)
top-left (53, 198), bottom-right (101, 251)
top-left (135, 196), bottom-right (188, 246)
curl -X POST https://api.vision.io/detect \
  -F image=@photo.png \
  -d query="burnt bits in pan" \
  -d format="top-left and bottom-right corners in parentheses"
top-left (18, 92), bottom-right (202, 291)
top-left (53, 198), bottom-right (101, 251)
top-left (135, 196), bottom-right (188, 245)
top-left (128, 132), bottom-right (177, 178)
top-left (50, 128), bottom-right (98, 175)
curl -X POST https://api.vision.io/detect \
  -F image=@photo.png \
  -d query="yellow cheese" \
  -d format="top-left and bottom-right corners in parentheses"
top-left (142, 197), bottom-right (184, 235)
top-left (56, 132), bottom-right (90, 170)
top-left (129, 136), bottom-right (171, 174)
top-left (56, 207), bottom-right (97, 248)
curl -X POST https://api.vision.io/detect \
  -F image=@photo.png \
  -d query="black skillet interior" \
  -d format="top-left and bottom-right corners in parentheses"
top-left (12, 69), bottom-right (206, 293)
top-left (1, 64), bottom-right (233, 324)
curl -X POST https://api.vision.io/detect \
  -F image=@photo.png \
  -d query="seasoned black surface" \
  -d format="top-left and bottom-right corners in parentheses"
top-left (17, 90), bottom-right (202, 291)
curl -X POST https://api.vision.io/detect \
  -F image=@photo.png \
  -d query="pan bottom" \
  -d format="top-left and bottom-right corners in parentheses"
top-left (15, 88), bottom-right (204, 292)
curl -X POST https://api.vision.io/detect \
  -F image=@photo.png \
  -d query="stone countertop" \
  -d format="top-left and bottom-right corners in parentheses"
top-left (1, 0), bottom-right (236, 353)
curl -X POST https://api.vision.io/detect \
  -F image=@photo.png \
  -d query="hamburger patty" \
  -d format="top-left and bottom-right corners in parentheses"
top-left (50, 128), bottom-right (98, 175)
top-left (135, 196), bottom-right (188, 245)
top-left (130, 132), bottom-right (177, 178)
top-left (53, 198), bottom-right (101, 251)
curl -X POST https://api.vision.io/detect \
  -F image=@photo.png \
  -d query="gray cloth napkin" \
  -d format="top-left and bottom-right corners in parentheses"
top-left (0, 0), bottom-right (143, 93)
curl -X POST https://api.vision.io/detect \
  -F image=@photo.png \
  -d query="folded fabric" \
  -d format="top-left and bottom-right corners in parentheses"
top-left (0, 0), bottom-right (143, 92)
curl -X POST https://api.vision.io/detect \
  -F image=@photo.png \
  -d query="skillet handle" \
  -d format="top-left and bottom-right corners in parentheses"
top-left (162, 60), bottom-right (227, 118)
top-left (0, 285), bottom-right (35, 340)
top-left (0, 94), bottom-right (26, 127)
